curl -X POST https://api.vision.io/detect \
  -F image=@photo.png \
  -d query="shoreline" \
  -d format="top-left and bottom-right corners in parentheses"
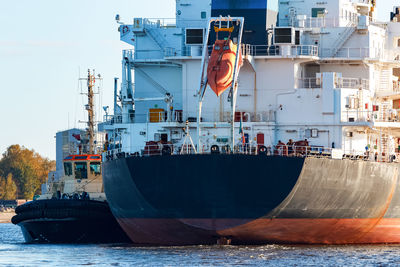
top-left (0, 212), bottom-right (15, 223)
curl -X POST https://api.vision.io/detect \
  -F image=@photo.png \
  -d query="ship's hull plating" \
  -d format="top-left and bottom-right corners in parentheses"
top-left (103, 154), bottom-right (400, 245)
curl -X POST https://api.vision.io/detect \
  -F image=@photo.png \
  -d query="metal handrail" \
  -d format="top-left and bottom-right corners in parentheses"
top-left (103, 109), bottom-right (277, 125)
top-left (247, 45), bottom-right (318, 57)
top-left (338, 78), bottom-right (369, 90)
top-left (103, 144), bottom-right (396, 163)
top-left (342, 110), bottom-right (400, 123)
top-left (140, 18), bottom-right (208, 29)
top-left (133, 45), bottom-right (387, 61)
top-left (320, 47), bottom-right (384, 59)
top-left (297, 77), bottom-right (369, 90)
top-left (108, 144), bottom-right (400, 165)
top-left (297, 78), bottom-right (321, 89)
top-left (130, 43), bottom-right (319, 60)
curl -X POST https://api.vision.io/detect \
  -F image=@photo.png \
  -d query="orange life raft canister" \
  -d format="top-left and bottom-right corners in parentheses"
top-left (207, 39), bottom-right (243, 97)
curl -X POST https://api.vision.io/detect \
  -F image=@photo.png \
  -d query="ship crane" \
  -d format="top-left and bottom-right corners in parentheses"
top-left (197, 16), bottom-right (244, 153)
top-left (134, 66), bottom-right (174, 122)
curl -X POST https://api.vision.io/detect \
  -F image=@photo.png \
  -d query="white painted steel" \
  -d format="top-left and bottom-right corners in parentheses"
top-left (99, 0), bottom-right (400, 164)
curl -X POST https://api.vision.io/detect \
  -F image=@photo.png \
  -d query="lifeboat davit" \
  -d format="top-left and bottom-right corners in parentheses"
top-left (207, 39), bottom-right (243, 97)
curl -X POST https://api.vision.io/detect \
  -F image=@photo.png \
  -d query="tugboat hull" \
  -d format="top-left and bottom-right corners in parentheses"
top-left (103, 154), bottom-right (400, 245)
top-left (12, 199), bottom-right (130, 243)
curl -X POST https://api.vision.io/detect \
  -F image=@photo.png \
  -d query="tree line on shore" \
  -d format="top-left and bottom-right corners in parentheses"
top-left (0, 145), bottom-right (55, 200)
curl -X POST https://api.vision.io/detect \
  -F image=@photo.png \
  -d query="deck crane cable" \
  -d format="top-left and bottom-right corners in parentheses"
top-left (134, 67), bottom-right (173, 104)
top-left (134, 67), bottom-right (170, 96)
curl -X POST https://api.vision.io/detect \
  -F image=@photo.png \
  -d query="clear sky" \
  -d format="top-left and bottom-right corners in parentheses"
top-left (0, 0), bottom-right (398, 160)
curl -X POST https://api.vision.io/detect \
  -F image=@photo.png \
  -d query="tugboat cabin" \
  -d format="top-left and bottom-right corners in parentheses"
top-left (62, 154), bottom-right (103, 195)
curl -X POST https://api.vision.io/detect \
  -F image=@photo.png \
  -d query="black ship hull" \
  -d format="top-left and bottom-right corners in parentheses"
top-left (103, 154), bottom-right (400, 245)
top-left (12, 199), bottom-right (130, 243)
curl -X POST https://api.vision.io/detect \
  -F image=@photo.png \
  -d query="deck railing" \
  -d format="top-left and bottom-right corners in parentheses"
top-left (297, 78), bottom-right (321, 89)
top-left (103, 108), bottom-right (400, 125)
top-left (244, 45), bottom-right (318, 57)
top-left (319, 47), bottom-right (384, 59)
top-left (103, 144), bottom-right (399, 164)
top-left (297, 77), bottom-right (369, 90)
top-left (105, 144), bottom-right (332, 157)
top-left (140, 18), bottom-right (207, 29)
top-left (133, 45), bottom-right (387, 61)
top-left (104, 109), bottom-right (277, 125)
top-left (163, 45), bottom-right (318, 58)
top-left (140, 18), bottom-right (177, 28)
top-left (338, 78), bottom-right (369, 89)
top-left (342, 110), bottom-right (400, 123)
top-left (280, 15), bottom-right (359, 28)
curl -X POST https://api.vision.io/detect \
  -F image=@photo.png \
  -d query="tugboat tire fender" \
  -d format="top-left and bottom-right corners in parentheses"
top-left (12, 205), bottom-right (112, 225)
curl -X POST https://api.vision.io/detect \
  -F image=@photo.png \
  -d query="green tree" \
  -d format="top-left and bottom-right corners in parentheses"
top-left (0, 177), bottom-right (5, 199)
top-left (0, 145), bottom-right (55, 199)
top-left (4, 173), bottom-right (17, 200)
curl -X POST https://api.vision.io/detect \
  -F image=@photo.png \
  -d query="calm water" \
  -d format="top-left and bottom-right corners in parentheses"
top-left (1, 224), bottom-right (400, 266)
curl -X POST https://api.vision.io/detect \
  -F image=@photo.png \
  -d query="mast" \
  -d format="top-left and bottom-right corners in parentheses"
top-left (79, 69), bottom-right (100, 154)
top-left (87, 70), bottom-right (95, 154)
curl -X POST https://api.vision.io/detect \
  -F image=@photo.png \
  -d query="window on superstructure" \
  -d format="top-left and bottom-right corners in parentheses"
top-left (274, 28), bottom-right (293, 44)
top-left (201, 11), bottom-right (206, 19)
top-left (186, 29), bottom-right (204, 45)
top-left (295, 30), bottom-right (300, 45)
top-left (90, 162), bottom-right (101, 176)
top-left (64, 162), bottom-right (72, 176)
top-left (397, 38), bottom-right (400, 47)
top-left (312, 8), bottom-right (326, 18)
top-left (74, 162), bottom-right (88, 179)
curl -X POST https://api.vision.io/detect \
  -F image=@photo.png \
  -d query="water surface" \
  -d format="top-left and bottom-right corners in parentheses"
top-left (1, 224), bottom-right (400, 266)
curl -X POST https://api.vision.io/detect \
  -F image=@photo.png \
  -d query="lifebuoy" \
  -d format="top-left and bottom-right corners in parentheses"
top-left (211, 145), bottom-right (220, 154)
top-left (258, 146), bottom-right (268, 155)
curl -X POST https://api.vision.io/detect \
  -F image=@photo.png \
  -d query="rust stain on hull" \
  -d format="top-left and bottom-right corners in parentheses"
top-left (117, 218), bottom-right (400, 245)
top-left (219, 218), bottom-right (400, 244)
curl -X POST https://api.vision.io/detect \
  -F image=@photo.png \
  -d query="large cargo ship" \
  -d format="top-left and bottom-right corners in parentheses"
top-left (101, 0), bottom-right (400, 245)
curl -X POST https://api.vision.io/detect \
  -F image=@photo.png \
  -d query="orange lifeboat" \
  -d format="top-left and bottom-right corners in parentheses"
top-left (207, 39), bottom-right (243, 97)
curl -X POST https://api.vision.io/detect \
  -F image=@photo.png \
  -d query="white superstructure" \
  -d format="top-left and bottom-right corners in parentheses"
top-left (103, 0), bottom-right (400, 161)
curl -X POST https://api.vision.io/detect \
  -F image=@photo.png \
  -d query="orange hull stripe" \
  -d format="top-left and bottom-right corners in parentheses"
top-left (117, 218), bottom-right (400, 244)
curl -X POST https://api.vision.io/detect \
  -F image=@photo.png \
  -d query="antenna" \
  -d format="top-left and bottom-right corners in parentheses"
top-left (115, 14), bottom-right (124, 25)
top-left (180, 120), bottom-right (197, 154)
top-left (79, 69), bottom-right (102, 154)
top-left (103, 106), bottom-right (109, 117)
